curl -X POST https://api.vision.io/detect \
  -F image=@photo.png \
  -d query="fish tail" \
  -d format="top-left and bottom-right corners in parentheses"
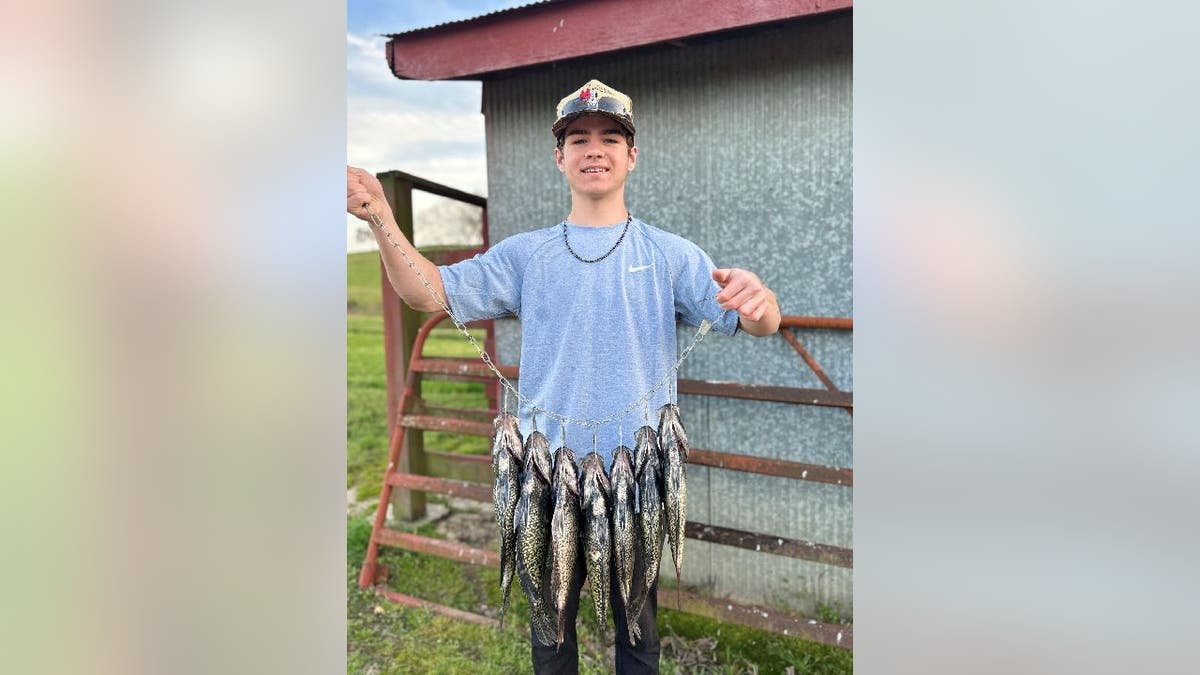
top-left (498, 545), bottom-right (514, 627)
top-left (528, 604), bottom-right (553, 645)
top-left (498, 580), bottom-right (511, 630)
top-left (539, 608), bottom-right (557, 646)
top-left (625, 580), bottom-right (646, 646)
top-left (595, 589), bottom-right (607, 637)
top-left (674, 545), bottom-right (682, 610)
top-left (596, 604), bottom-right (608, 643)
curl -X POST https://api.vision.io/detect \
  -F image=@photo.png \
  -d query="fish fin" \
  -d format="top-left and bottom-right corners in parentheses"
top-left (597, 462), bottom-right (612, 492)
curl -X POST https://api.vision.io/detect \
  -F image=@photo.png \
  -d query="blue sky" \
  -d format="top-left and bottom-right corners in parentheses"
top-left (346, 2), bottom-right (534, 246)
top-left (347, 0), bottom-right (533, 36)
top-left (346, 1), bottom-right (534, 195)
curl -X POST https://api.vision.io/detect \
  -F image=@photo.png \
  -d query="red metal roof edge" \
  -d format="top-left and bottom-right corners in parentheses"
top-left (385, 1), bottom-right (563, 39)
top-left (387, 0), bottom-right (853, 81)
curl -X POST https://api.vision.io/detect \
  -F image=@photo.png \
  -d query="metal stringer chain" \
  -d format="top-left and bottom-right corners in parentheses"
top-left (365, 202), bottom-right (712, 432)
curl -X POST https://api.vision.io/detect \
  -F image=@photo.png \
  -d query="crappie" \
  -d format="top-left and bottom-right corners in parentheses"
top-left (658, 403), bottom-right (689, 592)
top-left (608, 445), bottom-right (637, 635)
top-left (626, 425), bottom-right (664, 643)
top-left (549, 447), bottom-right (581, 650)
top-left (490, 413), bottom-right (523, 627)
top-left (513, 430), bottom-right (555, 644)
top-left (579, 452), bottom-right (612, 636)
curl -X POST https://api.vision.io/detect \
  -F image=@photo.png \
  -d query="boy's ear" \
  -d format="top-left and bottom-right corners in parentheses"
top-left (554, 146), bottom-right (566, 173)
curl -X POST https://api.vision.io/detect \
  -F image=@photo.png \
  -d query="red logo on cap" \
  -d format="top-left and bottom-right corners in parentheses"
top-left (580, 88), bottom-right (591, 100)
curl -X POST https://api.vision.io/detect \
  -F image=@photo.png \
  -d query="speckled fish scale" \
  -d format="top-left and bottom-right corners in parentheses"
top-left (513, 431), bottom-right (555, 644)
top-left (657, 403), bottom-right (689, 593)
top-left (549, 447), bottom-right (581, 651)
top-left (626, 425), bottom-right (665, 644)
top-left (579, 452), bottom-right (613, 637)
top-left (490, 413), bottom-right (523, 627)
top-left (609, 444), bottom-right (638, 639)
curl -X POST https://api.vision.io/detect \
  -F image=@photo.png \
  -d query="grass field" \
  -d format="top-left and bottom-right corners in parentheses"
top-left (346, 251), bottom-right (852, 673)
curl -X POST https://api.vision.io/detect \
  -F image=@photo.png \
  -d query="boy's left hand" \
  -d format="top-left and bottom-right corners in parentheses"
top-left (712, 268), bottom-right (781, 336)
top-left (712, 268), bottom-right (769, 321)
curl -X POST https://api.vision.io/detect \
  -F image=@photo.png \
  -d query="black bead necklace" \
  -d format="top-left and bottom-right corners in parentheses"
top-left (562, 213), bottom-right (632, 263)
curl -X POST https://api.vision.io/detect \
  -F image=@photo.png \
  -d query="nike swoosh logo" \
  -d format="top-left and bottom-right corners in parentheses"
top-left (628, 264), bottom-right (653, 273)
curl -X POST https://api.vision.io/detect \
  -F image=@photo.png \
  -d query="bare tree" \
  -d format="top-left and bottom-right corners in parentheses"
top-left (413, 198), bottom-right (484, 249)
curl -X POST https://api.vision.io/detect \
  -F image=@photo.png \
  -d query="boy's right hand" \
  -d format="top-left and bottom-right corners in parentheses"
top-left (347, 166), bottom-right (386, 223)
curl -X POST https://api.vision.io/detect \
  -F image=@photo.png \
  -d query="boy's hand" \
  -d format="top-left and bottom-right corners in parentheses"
top-left (347, 166), bottom-right (386, 222)
top-left (712, 268), bottom-right (770, 321)
top-left (712, 268), bottom-right (781, 336)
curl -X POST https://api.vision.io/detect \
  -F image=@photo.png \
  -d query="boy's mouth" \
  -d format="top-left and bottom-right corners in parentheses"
top-left (581, 166), bottom-right (608, 174)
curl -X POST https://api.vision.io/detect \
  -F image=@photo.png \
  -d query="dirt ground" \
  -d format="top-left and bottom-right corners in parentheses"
top-left (433, 497), bottom-right (498, 548)
top-left (348, 490), bottom-right (498, 550)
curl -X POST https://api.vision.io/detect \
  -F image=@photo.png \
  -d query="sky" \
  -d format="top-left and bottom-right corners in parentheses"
top-left (346, 1), bottom-right (535, 248)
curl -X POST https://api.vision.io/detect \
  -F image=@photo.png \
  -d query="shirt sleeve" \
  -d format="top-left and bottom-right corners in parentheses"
top-left (671, 240), bottom-right (739, 336)
top-left (437, 237), bottom-right (524, 323)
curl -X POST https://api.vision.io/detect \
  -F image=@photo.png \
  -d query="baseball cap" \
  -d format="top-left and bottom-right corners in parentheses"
top-left (551, 79), bottom-right (635, 139)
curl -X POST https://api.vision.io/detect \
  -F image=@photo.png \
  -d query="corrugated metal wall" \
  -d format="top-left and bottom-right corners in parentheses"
top-left (482, 14), bottom-right (852, 614)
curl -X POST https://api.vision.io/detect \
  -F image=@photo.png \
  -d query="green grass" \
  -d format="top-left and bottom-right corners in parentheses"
top-left (347, 252), bottom-right (488, 500)
top-left (346, 516), bottom-right (533, 674)
top-left (347, 252), bottom-right (386, 315)
top-left (347, 250), bottom-right (851, 673)
top-left (347, 313), bottom-right (389, 500)
top-left (347, 513), bottom-right (851, 674)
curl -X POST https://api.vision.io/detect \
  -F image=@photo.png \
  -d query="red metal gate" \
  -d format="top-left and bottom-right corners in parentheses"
top-left (358, 312), bottom-right (854, 649)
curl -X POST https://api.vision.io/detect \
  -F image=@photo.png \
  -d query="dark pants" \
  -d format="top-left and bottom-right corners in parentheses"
top-left (531, 549), bottom-right (660, 674)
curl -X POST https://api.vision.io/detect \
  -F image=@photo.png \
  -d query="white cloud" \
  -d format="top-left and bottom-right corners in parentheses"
top-left (346, 32), bottom-right (396, 93)
top-left (346, 29), bottom-right (486, 188)
top-left (348, 108), bottom-right (485, 187)
top-left (349, 109), bottom-right (482, 148)
top-left (346, 25), bottom-right (490, 247)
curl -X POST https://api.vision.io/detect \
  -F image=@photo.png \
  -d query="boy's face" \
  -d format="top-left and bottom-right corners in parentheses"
top-left (554, 114), bottom-right (638, 200)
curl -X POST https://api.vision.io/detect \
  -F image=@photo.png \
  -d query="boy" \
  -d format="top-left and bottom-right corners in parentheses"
top-left (347, 79), bottom-right (779, 674)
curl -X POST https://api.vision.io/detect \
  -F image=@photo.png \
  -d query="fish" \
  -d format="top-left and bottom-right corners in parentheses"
top-left (608, 444), bottom-right (638, 640)
top-left (490, 413), bottom-right (524, 628)
top-left (658, 403), bottom-right (689, 599)
top-left (548, 446), bottom-right (581, 651)
top-left (513, 430), bottom-right (556, 644)
top-left (579, 452), bottom-right (613, 637)
top-left (626, 425), bottom-right (664, 643)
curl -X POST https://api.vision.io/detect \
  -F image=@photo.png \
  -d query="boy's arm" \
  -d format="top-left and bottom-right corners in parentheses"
top-left (347, 166), bottom-right (447, 313)
top-left (711, 268), bottom-right (781, 337)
